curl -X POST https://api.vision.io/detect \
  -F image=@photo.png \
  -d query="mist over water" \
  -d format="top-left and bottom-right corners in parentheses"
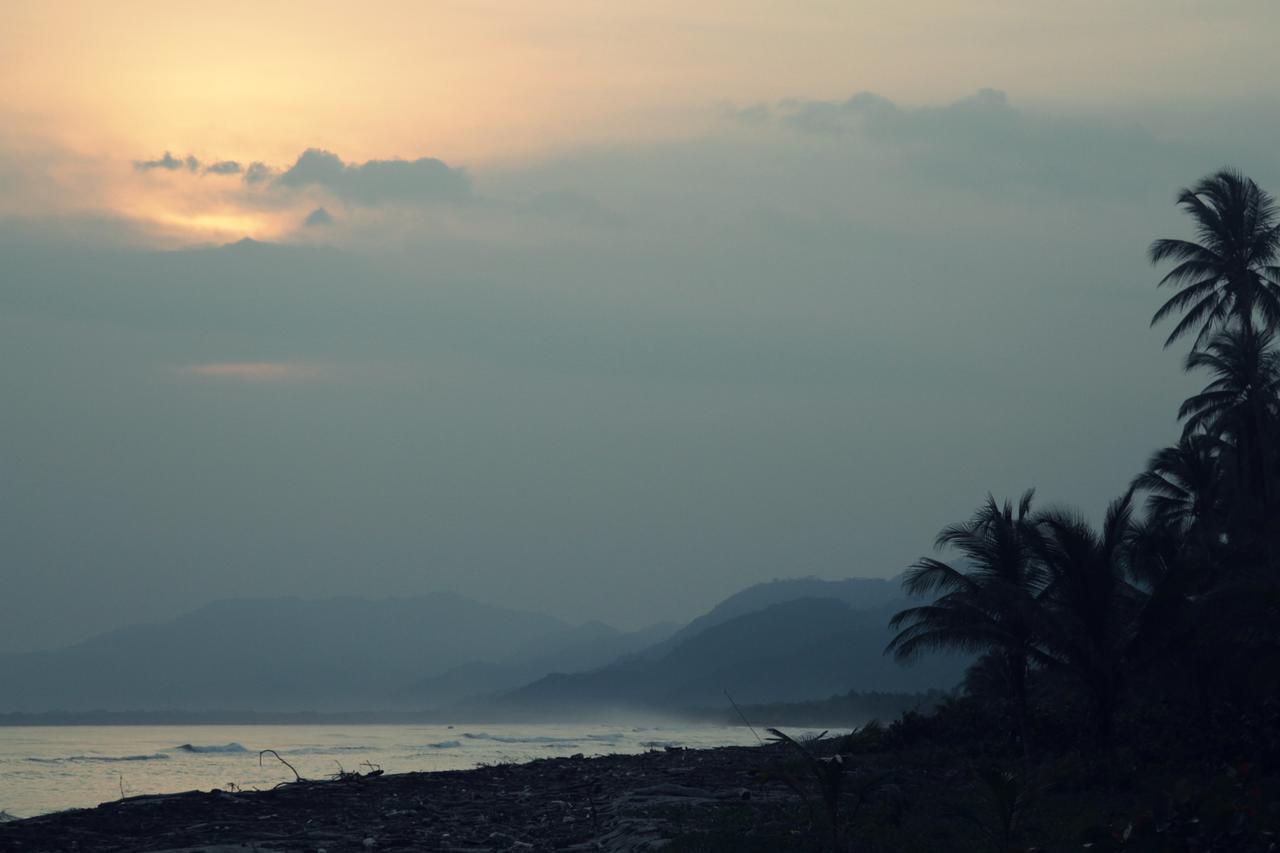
top-left (0, 724), bottom-right (774, 818)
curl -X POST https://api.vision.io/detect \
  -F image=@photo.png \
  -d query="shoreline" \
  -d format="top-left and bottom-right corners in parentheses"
top-left (0, 741), bottom-right (796, 852)
top-left (3, 708), bottom-right (1275, 851)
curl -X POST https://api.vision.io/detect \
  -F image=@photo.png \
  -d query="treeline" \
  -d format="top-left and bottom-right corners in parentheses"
top-left (887, 169), bottom-right (1280, 754)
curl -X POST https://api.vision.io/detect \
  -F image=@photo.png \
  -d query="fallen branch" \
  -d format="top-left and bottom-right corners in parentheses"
top-left (258, 749), bottom-right (302, 784)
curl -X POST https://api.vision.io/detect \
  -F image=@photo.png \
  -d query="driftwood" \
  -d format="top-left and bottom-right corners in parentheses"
top-left (258, 749), bottom-right (302, 785)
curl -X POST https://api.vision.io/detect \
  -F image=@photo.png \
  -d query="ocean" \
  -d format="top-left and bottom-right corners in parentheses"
top-left (0, 723), bottom-right (771, 819)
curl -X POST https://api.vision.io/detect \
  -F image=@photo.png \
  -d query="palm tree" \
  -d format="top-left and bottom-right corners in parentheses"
top-left (1032, 492), bottom-right (1146, 752)
top-left (1180, 326), bottom-right (1280, 439)
top-left (887, 491), bottom-right (1045, 746)
top-left (1125, 519), bottom-right (1219, 722)
top-left (1149, 169), bottom-right (1280, 350)
top-left (1132, 432), bottom-right (1225, 560)
top-left (1179, 326), bottom-right (1280, 561)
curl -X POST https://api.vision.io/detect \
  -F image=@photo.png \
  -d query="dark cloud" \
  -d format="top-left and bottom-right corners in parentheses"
top-left (302, 206), bottom-right (334, 227)
top-left (134, 151), bottom-right (198, 172)
top-left (204, 160), bottom-right (242, 176)
top-left (130, 149), bottom-right (469, 206)
top-left (135, 154), bottom-right (248, 176)
top-left (243, 162), bottom-right (274, 184)
top-left (277, 148), bottom-right (470, 205)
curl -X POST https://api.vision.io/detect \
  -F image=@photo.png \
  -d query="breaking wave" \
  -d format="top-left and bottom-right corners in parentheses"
top-left (27, 753), bottom-right (170, 764)
top-left (174, 743), bottom-right (247, 754)
top-left (425, 740), bottom-right (461, 749)
top-left (285, 746), bottom-right (373, 755)
top-left (461, 732), bottom-right (620, 745)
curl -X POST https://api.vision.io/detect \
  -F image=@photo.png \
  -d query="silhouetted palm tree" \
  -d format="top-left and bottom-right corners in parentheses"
top-left (1033, 491), bottom-right (1146, 752)
top-left (1179, 326), bottom-right (1280, 560)
top-left (1180, 326), bottom-right (1280, 439)
top-left (1132, 433), bottom-right (1225, 560)
top-left (1149, 169), bottom-right (1280, 349)
top-left (1125, 519), bottom-right (1220, 721)
top-left (879, 171), bottom-right (1280, 758)
top-left (887, 491), bottom-right (1045, 745)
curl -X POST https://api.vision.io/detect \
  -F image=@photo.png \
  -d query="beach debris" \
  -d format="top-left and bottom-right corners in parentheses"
top-left (259, 749), bottom-right (302, 785)
top-left (0, 743), bottom-right (786, 852)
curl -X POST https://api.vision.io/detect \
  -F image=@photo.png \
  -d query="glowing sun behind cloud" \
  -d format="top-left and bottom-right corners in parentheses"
top-left (5, 0), bottom-right (1280, 246)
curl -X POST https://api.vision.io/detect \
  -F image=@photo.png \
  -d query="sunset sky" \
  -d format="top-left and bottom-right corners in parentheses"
top-left (6, 1), bottom-right (1278, 244)
top-left (3, 1), bottom-right (1280, 652)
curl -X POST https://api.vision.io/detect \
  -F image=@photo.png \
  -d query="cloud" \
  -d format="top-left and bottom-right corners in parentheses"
top-left (775, 90), bottom-right (906, 135)
top-left (204, 160), bottom-right (242, 175)
top-left (276, 148), bottom-right (470, 205)
top-left (721, 101), bottom-right (771, 127)
top-left (137, 153), bottom-right (241, 174)
top-left (179, 362), bottom-right (324, 381)
top-left (731, 88), bottom-right (1178, 199)
top-left (243, 162), bottom-right (274, 184)
top-left (134, 151), bottom-right (199, 172)
top-left (303, 206), bottom-right (334, 227)
top-left (136, 153), bottom-right (246, 177)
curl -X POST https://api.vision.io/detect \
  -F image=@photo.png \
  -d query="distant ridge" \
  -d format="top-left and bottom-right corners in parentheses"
top-left (488, 577), bottom-right (967, 718)
top-left (0, 576), bottom-right (959, 718)
top-left (638, 576), bottom-right (902, 660)
top-left (393, 619), bottom-right (678, 708)
top-left (0, 593), bottom-right (616, 713)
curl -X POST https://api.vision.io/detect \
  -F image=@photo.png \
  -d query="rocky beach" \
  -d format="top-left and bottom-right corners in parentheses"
top-left (3, 703), bottom-right (1280, 852)
top-left (0, 743), bottom-right (799, 852)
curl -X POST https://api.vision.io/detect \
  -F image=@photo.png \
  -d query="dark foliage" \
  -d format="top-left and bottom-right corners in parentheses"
top-left (886, 169), bottom-right (1280, 760)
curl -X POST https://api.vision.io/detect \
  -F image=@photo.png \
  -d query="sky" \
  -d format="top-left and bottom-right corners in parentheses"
top-left (2, 1), bottom-right (1280, 653)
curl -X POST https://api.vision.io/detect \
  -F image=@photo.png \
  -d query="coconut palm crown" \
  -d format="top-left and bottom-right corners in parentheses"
top-left (1149, 169), bottom-right (1280, 350)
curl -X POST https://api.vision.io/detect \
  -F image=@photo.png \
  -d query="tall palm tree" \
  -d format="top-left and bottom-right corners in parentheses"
top-left (1149, 169), bottom-right (1280, 350)
top-left (1033, 491), bottom-right (1146, 752)
top-left (887, 491), bottom-right (1045, 744)
top-left (1179, 326), bottom-right (1280, 561)
top-left (1179, 326), bottom-right (1280, 439)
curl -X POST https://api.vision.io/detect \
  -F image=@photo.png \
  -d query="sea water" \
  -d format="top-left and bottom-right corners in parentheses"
top-left (0, 724), bottom-right (769, 818)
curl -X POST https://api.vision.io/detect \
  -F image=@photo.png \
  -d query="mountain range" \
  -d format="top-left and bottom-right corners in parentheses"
top-left (0, 593), bottom-right (662, 712)
top-left (0, 577), bottom-right (967, 716)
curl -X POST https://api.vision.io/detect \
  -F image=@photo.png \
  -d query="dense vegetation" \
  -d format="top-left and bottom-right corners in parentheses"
top-left (884, 169), bottom-right (1280, 757)
top-left (677, 171), bottom-right (1280, 852)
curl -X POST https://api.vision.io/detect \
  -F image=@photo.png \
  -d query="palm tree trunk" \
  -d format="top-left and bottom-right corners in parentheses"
top-left (1009, 652), bottom-right (1032, 760)
top-left (1092, 676), bottom-right (1118, 755)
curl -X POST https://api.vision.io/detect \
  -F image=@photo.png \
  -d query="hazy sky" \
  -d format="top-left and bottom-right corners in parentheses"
top-left (3, 1), bottom-right (1280, 652)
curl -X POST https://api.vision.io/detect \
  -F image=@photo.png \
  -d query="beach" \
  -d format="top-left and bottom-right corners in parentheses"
top-left (0, 742), bottom-right (795, 852)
